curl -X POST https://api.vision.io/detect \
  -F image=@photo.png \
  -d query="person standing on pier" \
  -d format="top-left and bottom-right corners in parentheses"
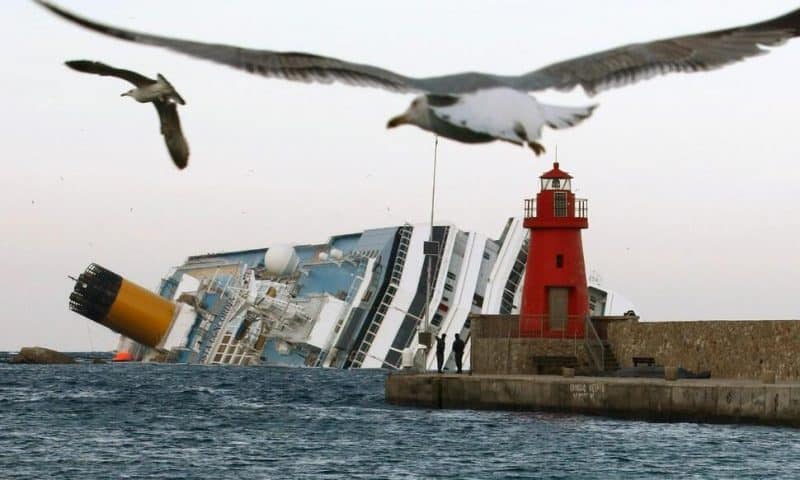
top-left (453, 334), bottom-right (465, 374)
top-left (435, 334), bottom-right (446, 373)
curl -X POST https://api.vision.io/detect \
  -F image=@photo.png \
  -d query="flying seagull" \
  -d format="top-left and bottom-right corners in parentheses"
top-left (39, 2), bottom-right (800, 156)
top-left (64, 60), bottom-right (189, 169)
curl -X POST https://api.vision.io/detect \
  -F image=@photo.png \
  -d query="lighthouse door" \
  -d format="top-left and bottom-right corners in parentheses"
top-left (548, 287), bottom-right (569, 330)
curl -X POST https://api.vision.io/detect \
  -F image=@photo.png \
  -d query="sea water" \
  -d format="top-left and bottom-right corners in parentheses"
top-left (1, 363), bottom-right (799, 479)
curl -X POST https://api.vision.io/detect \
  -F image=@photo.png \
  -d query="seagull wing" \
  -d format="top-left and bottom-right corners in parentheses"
top-left (42, 1), bottom-right (800, 97)
top-left (38, 1), bottom-right (427, 94)
top-left (65, 60), bottom-right (155, 87)
top-left (154, 100), bottom-right (189, 170)
top-left (514, 7), bottom-right (800, 95)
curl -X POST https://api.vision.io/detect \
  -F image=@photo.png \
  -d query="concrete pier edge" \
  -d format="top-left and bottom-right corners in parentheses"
top-left (385, 373), bottom-right (800, 427)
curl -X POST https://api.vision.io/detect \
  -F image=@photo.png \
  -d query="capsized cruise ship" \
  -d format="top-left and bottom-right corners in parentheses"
top-left (116, 218), bottom-right (633, 370)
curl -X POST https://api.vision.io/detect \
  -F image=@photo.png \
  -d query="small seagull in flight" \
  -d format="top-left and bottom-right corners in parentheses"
top-left (64, 59), bottom-right (190, 169)
top-left (39, 2), bottom-right (800, 156)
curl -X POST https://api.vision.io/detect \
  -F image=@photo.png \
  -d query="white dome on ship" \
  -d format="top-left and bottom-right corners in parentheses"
top-left (263, 245), bottom-right (299, 276)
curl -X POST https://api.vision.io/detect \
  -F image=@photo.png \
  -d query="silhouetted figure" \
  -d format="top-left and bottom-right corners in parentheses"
top-left (453, 333), bottom-right (465, 374)
top-left (435, 334), bottom-right (446, 373)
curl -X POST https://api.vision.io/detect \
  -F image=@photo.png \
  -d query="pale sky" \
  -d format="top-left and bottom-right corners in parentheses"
top-left (1, 1), bottom-right (799, 351)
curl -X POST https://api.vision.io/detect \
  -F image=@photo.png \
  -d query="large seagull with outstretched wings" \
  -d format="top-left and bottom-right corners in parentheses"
top-left (36, 1), bottom-right (800, 155)
top-left (65, 60), bottom-right (190, 169)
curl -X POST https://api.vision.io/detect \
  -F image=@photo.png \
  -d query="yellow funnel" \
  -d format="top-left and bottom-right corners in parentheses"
top-left (69, 263), bottom-right (177, 348)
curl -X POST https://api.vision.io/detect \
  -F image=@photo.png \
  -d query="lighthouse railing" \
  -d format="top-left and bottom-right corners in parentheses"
top-left (524, 198), bottom-right (537, 218)
top-left (584, 314), bottom-right (605, 372)
top-left (575, 198), bottom-right (588, 218)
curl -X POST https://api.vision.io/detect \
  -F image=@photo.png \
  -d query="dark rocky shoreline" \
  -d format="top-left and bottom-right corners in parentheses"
top-left (1, 348), bottom-right (113, 364)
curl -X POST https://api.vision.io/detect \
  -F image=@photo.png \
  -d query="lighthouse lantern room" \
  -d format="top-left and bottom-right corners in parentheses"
top-left (520, 162), bottom-right (589, 338)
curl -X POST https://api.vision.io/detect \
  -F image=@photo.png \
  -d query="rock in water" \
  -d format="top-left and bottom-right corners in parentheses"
top-left (9, 347), bottom-right (76, 364)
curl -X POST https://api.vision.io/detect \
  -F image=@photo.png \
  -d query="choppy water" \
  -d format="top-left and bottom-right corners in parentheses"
top-left (1, 363), bottom-right (799, 479)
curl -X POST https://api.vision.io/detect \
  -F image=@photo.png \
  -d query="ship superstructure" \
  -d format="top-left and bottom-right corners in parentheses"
top-left (117, 218), bottom-right (632, 369)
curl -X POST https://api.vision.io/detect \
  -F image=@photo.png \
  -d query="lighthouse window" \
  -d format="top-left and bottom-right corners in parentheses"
top-left (554, 192), bottom-right (568, 217)
top-left (552, 178), bottom-right (561, 189)
top-left (556, 254), bottom-right (564, 268)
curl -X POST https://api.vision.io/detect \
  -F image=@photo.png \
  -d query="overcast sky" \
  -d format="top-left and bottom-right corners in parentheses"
top-left (2, 1), bottom-right (799, 351)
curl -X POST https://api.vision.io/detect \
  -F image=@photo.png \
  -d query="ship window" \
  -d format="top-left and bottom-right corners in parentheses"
top-left (432, 314), bottom-right (443, 326)
top-left (556, 254), bottom-right (564, 268)
top-left (483, 252), bottom-right (491, 260)
top-left (444, 284), bottom-right (454, 292)
top-left (446, 272), bottom-right (456, 280)
top-left (473, 294), bottom-right (484, 307)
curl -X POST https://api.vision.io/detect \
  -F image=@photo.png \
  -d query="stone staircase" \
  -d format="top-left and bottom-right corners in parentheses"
top-left (601, 341), bottom-right (620, 371)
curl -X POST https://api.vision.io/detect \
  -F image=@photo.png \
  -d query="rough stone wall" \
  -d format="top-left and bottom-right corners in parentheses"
top-left (471, 315), bottom-right (523, 338)
top-left (470, 315), bottom-right (590, 374)
top-left (608, 319), bottom-right (800, 380)
top-left (471, 338), bottom-right (590, 374)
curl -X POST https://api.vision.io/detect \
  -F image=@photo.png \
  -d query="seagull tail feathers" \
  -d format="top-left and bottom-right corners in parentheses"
top-left (541, 103), bottom-right (597, 130)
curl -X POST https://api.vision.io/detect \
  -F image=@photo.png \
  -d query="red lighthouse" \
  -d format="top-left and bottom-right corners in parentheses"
top-left (520, 162), bottom-right (589, 338)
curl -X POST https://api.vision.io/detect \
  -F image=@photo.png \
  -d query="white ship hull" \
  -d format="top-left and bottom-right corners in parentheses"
top-left (117, 218), bottom-right (633, 370)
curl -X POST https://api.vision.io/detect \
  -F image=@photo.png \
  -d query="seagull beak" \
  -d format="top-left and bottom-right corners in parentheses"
top-left (387, 114), bottom-right (407, 129)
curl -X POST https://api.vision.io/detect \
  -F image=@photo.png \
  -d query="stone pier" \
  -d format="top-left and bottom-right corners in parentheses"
top-left (385, 373), bottom-right (800, 427)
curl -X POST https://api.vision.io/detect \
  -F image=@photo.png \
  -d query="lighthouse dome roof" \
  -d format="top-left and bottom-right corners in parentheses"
top-left (540, 162), bottom-right (573, 179)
